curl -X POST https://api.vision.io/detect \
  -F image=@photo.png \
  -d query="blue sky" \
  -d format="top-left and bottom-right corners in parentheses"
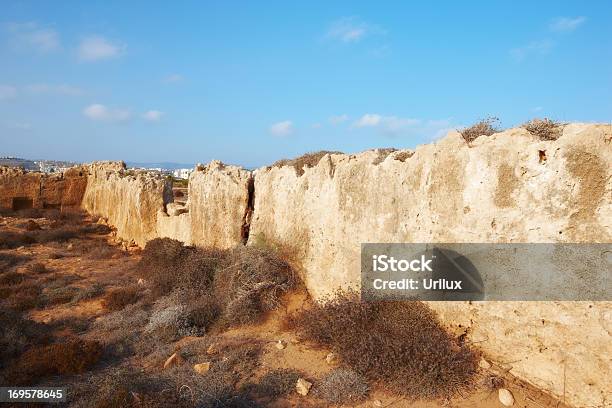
top-left (1, 1), bottom-right (611, 167)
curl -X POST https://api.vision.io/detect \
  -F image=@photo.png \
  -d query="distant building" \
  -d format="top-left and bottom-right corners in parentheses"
top-left (173, 168), bottom-right (192, 180)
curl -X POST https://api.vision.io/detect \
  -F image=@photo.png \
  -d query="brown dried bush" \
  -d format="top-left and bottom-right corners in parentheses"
top-left (372, 148), bottom-right (397, 165)
top-left (27, 262), bottom-right (49, 274)
top-left (4, 283), bottom-right (43, 311)
top-left (43, 286), bottom-right (81, 306)
top-left (214, 245), bottom-right (296, 328)
top-left (0, 271), bottom-right (26, 285)
top-left (522, 118), bottom-right (562, 140)
top-left (136, 238), bottom-right (221, 297)
top-left (460, 117), bottom-right (500, 144)
top-left (102, 286), bottom-right (141, 311)
top-left (6, 339), bottom-right (103, 385)
top-left (0, 310), bottom-right (51, 366)
top-left (0, 253), bottom-right (29, 271)
top-left (0, 231), bottom-right (35, 249)
top-left (242, 368), bottom-right (302, 400)
top-left (272, 150), bottom-right (342, 176)
top-left (289, 291), bottom-right (479, 400)
top-left (314, 368), bottom-right (370, 404)
top-left (24, 219), bottom-right (42, 231)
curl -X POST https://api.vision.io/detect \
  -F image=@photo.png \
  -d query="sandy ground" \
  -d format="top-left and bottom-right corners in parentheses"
top-left (0, 212), bottom-right (571, 408)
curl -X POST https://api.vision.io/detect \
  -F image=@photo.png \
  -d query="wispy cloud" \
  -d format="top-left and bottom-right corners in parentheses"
top-left (78, 36), bottom-right (125, 61)
top-left (142, 110), bottom-right (164, 122)
top-left (269, 120), bottom-right (294, 136)
top-left (5, 22), bottom-right (60, 53)
top-left (326, 17), bottom-right (384, 43)
top-left (163, 74), bottom-right (183, 83)
top-left (0, 85), bottom-right (18, 100)
top-left (83, 104), bottom-right (131, 122)
top-left (549, 16), bottom-right (586, 32)
top-left (353, 114), bottom-right (456, 139)
top-left (510, 39), bottom-right (554, 61)
top-left (329, 114), bottom-right (349, 125)
top-left (25, 84), bottom-right (84, 96)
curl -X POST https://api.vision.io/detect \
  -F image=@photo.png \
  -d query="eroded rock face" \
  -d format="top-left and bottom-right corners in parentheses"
top-left (188, 160), bottom-right (253, 248)
top-left (0, 166), bottom-right (87, 211)
top-left (81, 161), bottom-right (172, 247)
top-left (248, 123), bottom-right (612, 408)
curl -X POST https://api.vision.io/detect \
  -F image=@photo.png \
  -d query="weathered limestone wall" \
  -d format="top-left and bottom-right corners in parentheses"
top-left (248, 123), bottom-right (612, 408)
top-left (81, 161), bottom-right (172, 247)
top-left (187, 160), bottom-right (252, 249)
top-left (0, 166), bottom-right (87, 211)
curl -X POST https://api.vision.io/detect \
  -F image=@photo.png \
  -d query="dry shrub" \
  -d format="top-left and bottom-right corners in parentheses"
top-left (214, 245), bottom-right (296, 328)
top-left (71, 283), bottom-right (105, 303)
top-left (460, 117), bottom-right (500, 144)
top-left (48, 252), bottom-right (64, 259)
top-left (0, 231), bottom-right (35, 249)
top-left (523, 118), bottom-right (562, 140)
top-left (314, 368), bottom-right (369, 404)
top-left (289, 291), bottom-right (479, 400)
top-left (0, 310), bottom-right (51, 366)
top-left (24, 219), bottom-right (42, 231)
top-left (0, 252), bottom-right (30, 271)
top-left (394, 151), bottom-right (413, 162)
top-left (43, 286), bottom-right (81, 305)
top-left (28, 262), bottom-right (49, 274)
top-left (136, 238), bottom-right (221, 297)
top-left (5, 283), bottom-right (43, 311)
top-left (242, 368), bottom-right (302, 400)
top-left (0, 271), bottom-right (26, 285)
top-left (102, 286), bottom-right (141, 311)
top-left (6, 339), bottom-right (103, 385)
top-left (272, 150), bottom-right (342, 176)
top-left (372, 148), bottom-right (397, 165)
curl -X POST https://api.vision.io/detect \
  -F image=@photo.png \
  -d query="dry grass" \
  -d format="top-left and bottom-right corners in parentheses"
top-left (27, 262), bottom-right (49, 274)
top-left (460, 117), bottom-right (500, 144)
top-left (271, 150), bottom-right (342, 176)
top-left (0, 252), bottom-right (30, 270)
top-left (288, 290), bottom-right (480, 400)
top-left (6, 338), bottom-right (103, 385)
top-left (102, 286), bottom-right (141, 311)
top-left (372, 148), bottom-right (397, 165)
top-left (314, 368), bottom-right (370, 404)
top-left (522, 118), bottom-right (562, 140)
top-left (242, 368), bottom-right (303, 400)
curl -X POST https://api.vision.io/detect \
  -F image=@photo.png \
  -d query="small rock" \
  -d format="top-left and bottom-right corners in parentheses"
top-left (290, 338), bottom-right (300, 344)
top-left (16, 246), bottom-right (25, 251)
top-left (275, 340), bottom-right (287, 350)
top-left (373, 400), bottom-right (383, 407)
top-left (67, 243), bottom-right (73, 250)
top-left (207, 343), bottom-right (218, 355)
top-left (498, 388), bottom-right (515, 406)
top-left (193, 362), bottom-right (211, 374)
top-left (479, 358), bottom-right (492, 369)
top-left (325, 352), bottom-right (339, 365)
top-left (163, 352), bottom-right (184, 369)
top-left (137, 278), bottom-right (145, 285)
top-left (296, 378), bottom-right (312, 396)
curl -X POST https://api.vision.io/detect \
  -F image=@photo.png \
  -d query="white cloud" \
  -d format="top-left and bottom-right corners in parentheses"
top-left (353, 114), bottom-right (456, 138)
top-left (510, 40), bottom-right (554, 61)
top-left (5, 22), bottom-right (60, 52)
top-left (78, 36), bottom-right (125, 61)
top-left (329, 114), bottom-right (349, 125)
top-left (326, 17), bottom-right (384, 43)
top-left (354, 113), bottom-right (382, 127)
top-left (163, 74), bottom-right (183, 83)
top-left (269, 120), bottom-right (294, 136)
top-left (142, 110), bottom-right (164, 121)
top-left (0, 85), bottom-right (17, 100)
top-left (83, 104), bottom-right (131, 122)
top-left (550, 16), bottom-right (586, 32)
top-left (25, 84), bottom-right (84, 96)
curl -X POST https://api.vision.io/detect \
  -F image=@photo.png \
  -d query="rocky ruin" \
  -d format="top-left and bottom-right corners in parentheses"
top-left (0, 123), bottom-right (610, 407)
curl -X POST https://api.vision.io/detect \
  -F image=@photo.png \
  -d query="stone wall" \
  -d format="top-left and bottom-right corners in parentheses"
top-left (187, 160), bottom-right (253, 249)
top-left (247, 123), bottom-right (612, 407)
top-left (81, 161), bottom-right (172, 247)
top-left (0, 166), bottom-right (87, 211)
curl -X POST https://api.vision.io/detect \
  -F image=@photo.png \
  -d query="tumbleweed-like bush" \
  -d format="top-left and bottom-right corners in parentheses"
top-left (314, 368), bottom-right (370, 404)
top-left (522, 117), bottom-right (562, 140)
top-left (288, 290), bottom-right (480, 400)
top-left (460, 117), bottom-right (500, 144)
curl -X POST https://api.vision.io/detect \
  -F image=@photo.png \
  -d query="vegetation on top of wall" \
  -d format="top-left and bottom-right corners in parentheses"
top-left (271, 150), bottom-right (343, 176)
top-left (522, 118), bottom-right (563, 140)
top-left (460, 117), bottom-right (501, 144)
